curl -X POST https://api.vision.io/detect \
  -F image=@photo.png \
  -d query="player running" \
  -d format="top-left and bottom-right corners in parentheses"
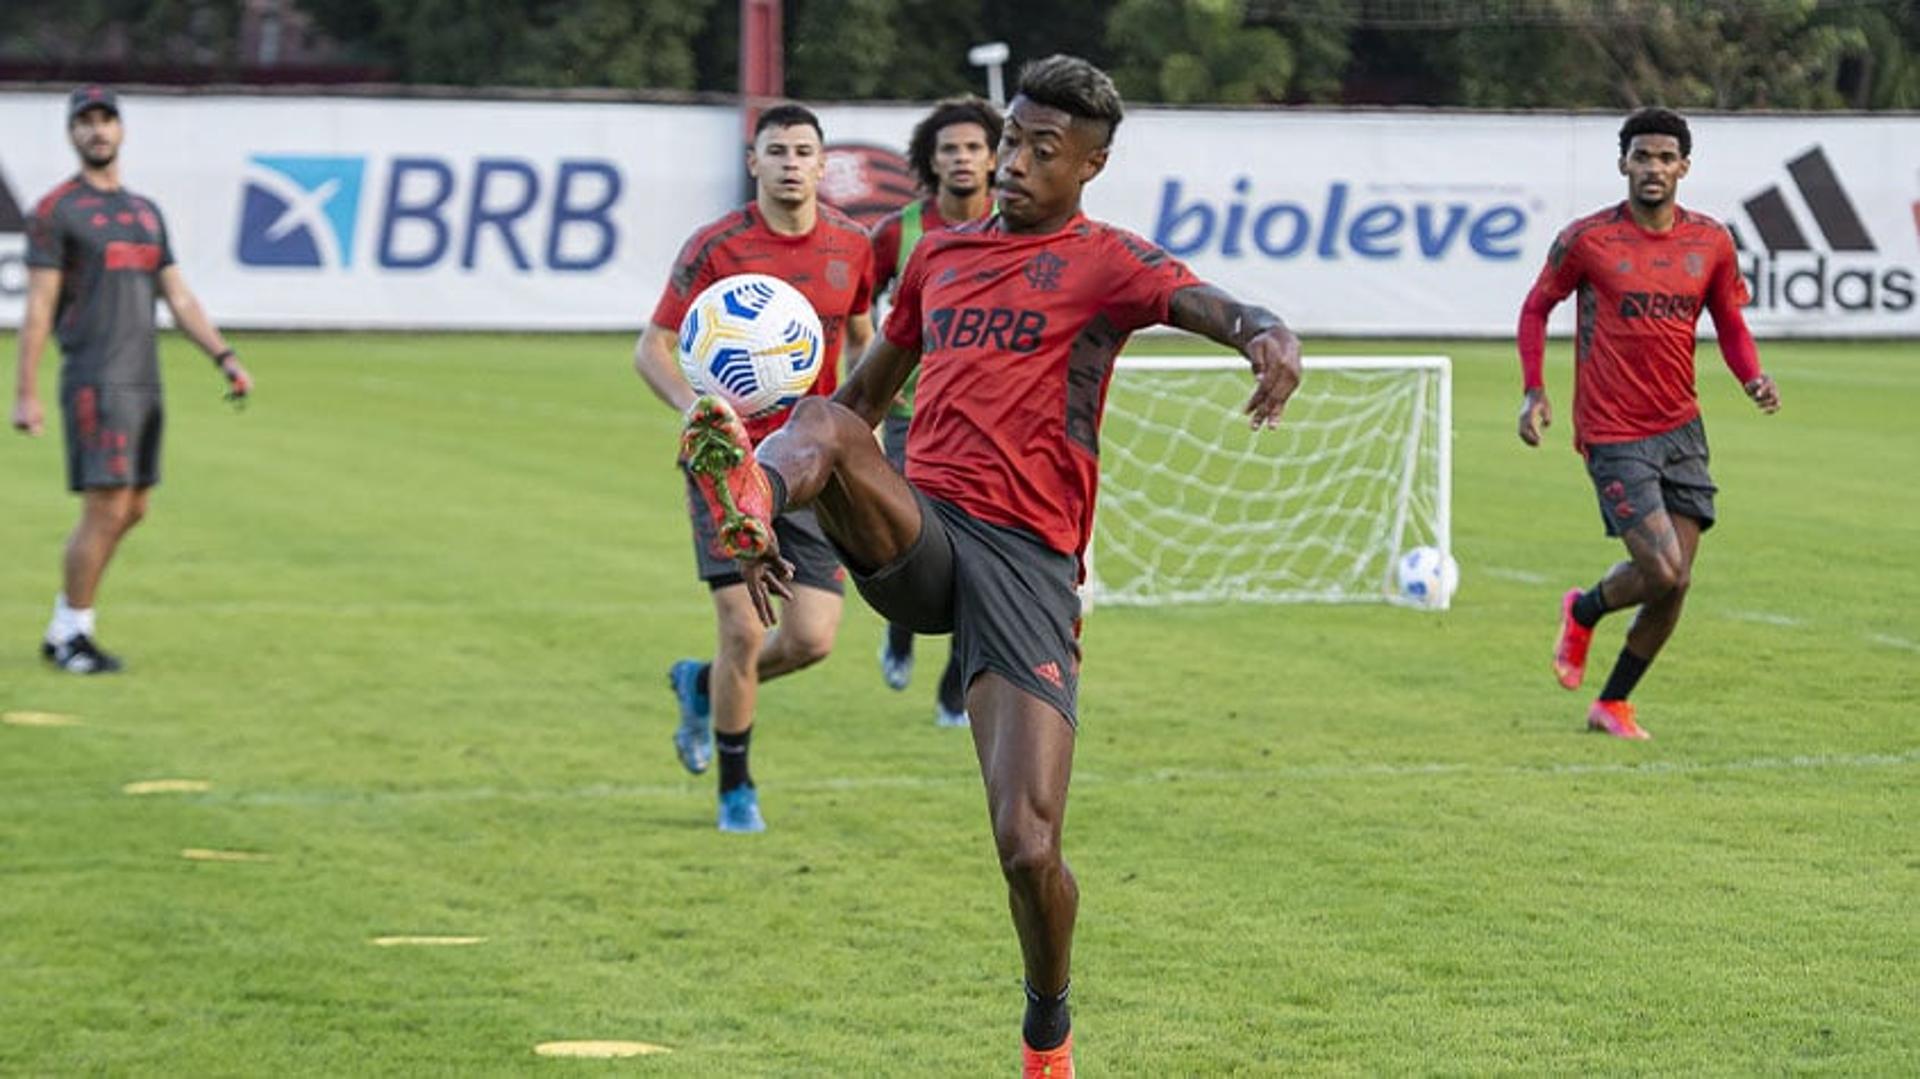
top-left (12, 86), bottom-right (253, 674)
top-left (868, 96), bottom-right (1002, 727)
top-left (1517, 106), bottom-right (1781, 740)
top-left (677, 57), bottom-right (1302, 1073)
top-left (633, 103), bottom-right (875, 833)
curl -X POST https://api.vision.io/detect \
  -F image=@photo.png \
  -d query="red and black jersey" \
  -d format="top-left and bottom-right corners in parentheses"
top-left (1519, 201), bottom-right (1759, 449)
top-left (883, 213), bottom-right (1198, 557)
top-left (25, 176), bottom-right (175, 388)
top-left (651, 203), bottom-right (875, 442)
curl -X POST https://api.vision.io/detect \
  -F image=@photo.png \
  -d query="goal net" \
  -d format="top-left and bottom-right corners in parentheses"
top-left (1087, 354), bottom-right (1452, 609)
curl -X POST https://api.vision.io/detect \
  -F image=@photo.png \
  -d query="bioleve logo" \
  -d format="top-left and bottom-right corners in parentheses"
top-left (238, 155), bottom-right (365, 268)
top-left (1728, 146), bottom-right (1913, 314)
top-left (1153, 176), bottom-right (1531, 263)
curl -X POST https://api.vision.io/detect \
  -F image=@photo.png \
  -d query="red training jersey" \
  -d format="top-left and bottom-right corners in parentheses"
top-left (883, 213), bottom-right (1198, 557)
top-left (1518, 202), bottom-right (1759, 449)
top-left (651, 203), bottom-right (874, 441)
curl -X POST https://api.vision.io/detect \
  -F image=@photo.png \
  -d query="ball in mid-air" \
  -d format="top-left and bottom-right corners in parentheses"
top-left (677, 273), bottom-right (824, 419)
top-left (1395, 546), bottom-right (1460, 607)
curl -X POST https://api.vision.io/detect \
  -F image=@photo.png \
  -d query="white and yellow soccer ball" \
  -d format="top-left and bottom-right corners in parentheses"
top-left (677, 273), bottom-right (825, 420)
top-left (1395, 545), bottom-right (1460, 608)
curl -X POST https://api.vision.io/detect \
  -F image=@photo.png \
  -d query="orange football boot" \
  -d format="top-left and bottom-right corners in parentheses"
top-left (1022, 1033), bottom-right (1074, 1079)
top-left (679, 395), bottom-right (775, 560)
top-left (1587, 699), bottom-right (1651, 740)
top-left (1554, 587), bottom-right (1594, 690)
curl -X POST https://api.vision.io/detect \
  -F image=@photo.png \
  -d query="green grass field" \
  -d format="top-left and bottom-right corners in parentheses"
top-left (2, 331), bottom-right (1915, 1074)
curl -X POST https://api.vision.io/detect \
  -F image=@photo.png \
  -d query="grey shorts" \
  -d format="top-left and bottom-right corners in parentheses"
top-left (845, 490), bottom-right (1083, 726)
top-left (881, 412), bottom-right (910, 472)
top-left (685, 476), bottom-right (845, 593)
top-left (1585, 416), bottom-right (1717, 538)
top-left (62, 383), bottom-right (162, 492)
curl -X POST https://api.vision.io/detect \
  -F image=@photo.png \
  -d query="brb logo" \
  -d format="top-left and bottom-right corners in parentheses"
top-left (236, 154), bottom-right (621, 272)
top-left (1153, 177), bottom-right (1531, 263)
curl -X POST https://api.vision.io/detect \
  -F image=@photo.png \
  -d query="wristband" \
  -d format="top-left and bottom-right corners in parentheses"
top-left (213, 349), bottom-right (236, 366)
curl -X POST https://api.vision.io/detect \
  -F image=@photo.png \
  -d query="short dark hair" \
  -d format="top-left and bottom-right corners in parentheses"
top-left (754, 103), bottom-right (823, 143)
top-left (906, 97), bottom-right (1003, 192)
top-left (1015, 54), bottom-right (1123, 148)
top-left (1618, 107), bottom-right (1691, 158)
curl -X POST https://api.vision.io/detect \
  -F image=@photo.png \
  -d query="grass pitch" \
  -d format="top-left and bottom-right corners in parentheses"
top-left (2, 331), bottom-right (1915, 1074)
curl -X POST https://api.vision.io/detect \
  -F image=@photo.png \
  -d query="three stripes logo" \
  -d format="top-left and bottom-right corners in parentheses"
top-left (0, 159), bottom-right (27, 297)
top-left (1730, 146), bottom-right (1914, 314)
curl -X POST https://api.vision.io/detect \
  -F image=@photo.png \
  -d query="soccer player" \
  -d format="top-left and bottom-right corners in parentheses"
top-left (868, 96), bottom-right (1002, 727)
top-left (677, 57), bottom-right (1302, 1073)
top-left (11, 86), bottom-right (253, 674)
top-left (633, 103), bottom-right (875, 833)
top-left (1517, 106), bottom-right (1781, 740)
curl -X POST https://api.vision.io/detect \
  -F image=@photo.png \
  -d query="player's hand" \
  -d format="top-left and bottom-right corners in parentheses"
top-left (1518, 388), bottom-right (1552, 446)
top-left (10, 396), bottom-right (43, 436)
top-left (1744, 374), bottom-right (1780, 414)
top-left (1244, 326), bottom-right (1303, 430)
top-left (739, 542), bottom-right (796, 629)
top-left (221, 358), bottom-right (253, 408)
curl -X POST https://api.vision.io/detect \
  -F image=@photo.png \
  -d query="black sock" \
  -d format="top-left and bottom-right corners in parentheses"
top-left (1571, 580), bottom-right (1609, 628)
top-left (1599, 647), bottom-right (1651, 702)
top-left (766, 466), bottom-right (789, 516)
top-left (1023, 979), bottom-right (1071, 1051)
top-left (886, 623), bottom-right (914, 660)
top-left (716, 727), bottom-right (753, 793)
top-left (695, 662), bottom-right (711, 697)
top-left (938, 654), bottom-right (965, 715)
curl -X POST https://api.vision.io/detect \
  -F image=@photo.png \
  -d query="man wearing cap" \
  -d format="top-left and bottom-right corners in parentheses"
top-left (10, 87), bottom-right (253, 673)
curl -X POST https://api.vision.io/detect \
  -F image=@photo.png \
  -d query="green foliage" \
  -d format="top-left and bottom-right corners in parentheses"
top-left (1109, 0), bottom-right (1295, 103)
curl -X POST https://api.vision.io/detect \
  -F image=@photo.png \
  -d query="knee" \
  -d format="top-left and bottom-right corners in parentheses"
top-left (714, 618), bottom-right (764, 663)
top-left (993, 817), bottom-right (1063, 888)
top-left (123, 499), bottom-right (148, 531)
top-left (784, 626), bottom-right (836, 670)
top-left (789, 397), bottom-right (870, 447)
top-left (1645, 559), bottom-right (1689, 596)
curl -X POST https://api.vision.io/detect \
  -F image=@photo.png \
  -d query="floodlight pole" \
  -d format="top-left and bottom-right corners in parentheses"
top-left (968, 41), bottom-right (1010, 106)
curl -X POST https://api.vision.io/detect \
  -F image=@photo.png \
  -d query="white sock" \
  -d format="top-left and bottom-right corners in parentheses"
top-left (73, 605), bottom-right (97, 639)
top-left (47, 594), bottom-right (73, 644)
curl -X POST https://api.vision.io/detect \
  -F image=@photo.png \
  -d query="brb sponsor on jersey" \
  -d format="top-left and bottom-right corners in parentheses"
top-left (235, 153), bottom-right (622, 273)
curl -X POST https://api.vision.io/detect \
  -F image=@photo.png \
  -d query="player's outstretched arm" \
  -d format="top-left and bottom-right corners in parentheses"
top-left (1167, 284), bottom-right (1303, 429)
top-left (832, 337), bottom-right (922, 430)
top-left (158, 266), bottom-right (250, 401)
top-left (10, 268), bottom-right (59, 436)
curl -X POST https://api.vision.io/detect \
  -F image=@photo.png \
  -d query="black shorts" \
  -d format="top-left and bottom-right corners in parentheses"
top-left (1585, 416), bottom-right (1717, 538)
top-left (881, 412), bottom-right (910, 472)
top-left (685, 476), bottom-right (845, 594)
top-left (845, 490), bottom-right (1082, 726)
top-left (62, 383), bottom-right (162, 492)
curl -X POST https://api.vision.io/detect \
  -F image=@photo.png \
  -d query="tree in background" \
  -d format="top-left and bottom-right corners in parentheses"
top-left (1108, 0), bottom-right (1295, 104)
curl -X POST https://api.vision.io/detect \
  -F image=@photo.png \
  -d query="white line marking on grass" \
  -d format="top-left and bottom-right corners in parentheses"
top-left (1482, 566), bottom-right (1551, 584)
top-left (180, 848), bottom-right (272, 863)
top-left (370, 935), bottom-right (486, 947)
top-left (1725, 610), bottom-right (1805, 627)
top-left (534, 1041), bottom-right (671, 1058)
top-left (1865, 633), bottom-right (1920, 653)
top-left (123, 779), bottom-right (212, 795)
top-left (3, 711), bottom-right (83, 727)
top-left (196, 748), bottom-right (1920, 810)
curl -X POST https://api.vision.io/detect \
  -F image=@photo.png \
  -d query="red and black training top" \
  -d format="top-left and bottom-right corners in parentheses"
top-left (26, 176), bottom-right (176, 389)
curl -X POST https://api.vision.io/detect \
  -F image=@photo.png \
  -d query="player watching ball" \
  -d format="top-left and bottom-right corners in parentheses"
top-left (678, 56), bottom-right (1303, 1074)
top-left (1517, 106), bottom-right (1781, 740)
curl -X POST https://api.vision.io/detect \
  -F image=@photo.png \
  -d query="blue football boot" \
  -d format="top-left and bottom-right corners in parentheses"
top-left (716, 785), bottom-right (766, 834)
top-left (668, 659), bottom-right (712, 774)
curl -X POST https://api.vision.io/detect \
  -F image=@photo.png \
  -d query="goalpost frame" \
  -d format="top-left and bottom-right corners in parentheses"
top-left (1088, 353), bottom-right (1453, 608)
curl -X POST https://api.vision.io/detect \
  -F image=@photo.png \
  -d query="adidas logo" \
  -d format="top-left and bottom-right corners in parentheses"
top-left (1032, 661), bottom-right (1064, 690)
top-left (1729, 146), bottom-right (1914, 314)
top-left (0, 158), bottom-right (27, 298)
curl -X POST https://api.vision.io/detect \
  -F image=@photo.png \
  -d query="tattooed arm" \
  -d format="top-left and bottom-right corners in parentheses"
top-left (1168, 283), bottom-right (1304, 429)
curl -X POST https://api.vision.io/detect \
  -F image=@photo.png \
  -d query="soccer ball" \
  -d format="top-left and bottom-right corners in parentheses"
top-left (1395, 546), bottom-right (1460, 607)
top-left (677, 273), bottom-right (824, 420)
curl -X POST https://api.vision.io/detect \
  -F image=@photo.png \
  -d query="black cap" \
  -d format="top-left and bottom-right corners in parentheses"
top-left (67, 85), bottom-right (120, 122)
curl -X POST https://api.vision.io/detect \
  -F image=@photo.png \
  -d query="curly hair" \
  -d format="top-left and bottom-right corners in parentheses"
top-left (1015, 54), bottom-right (1123, 148)
top-left (1618, 106), bottom-right (1690, 158)
top-left (906, 97), bottom-right (1003, 193)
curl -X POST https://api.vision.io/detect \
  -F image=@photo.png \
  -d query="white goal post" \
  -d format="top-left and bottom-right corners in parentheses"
top-left (1087, 354), bottom-right (1452, 609)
